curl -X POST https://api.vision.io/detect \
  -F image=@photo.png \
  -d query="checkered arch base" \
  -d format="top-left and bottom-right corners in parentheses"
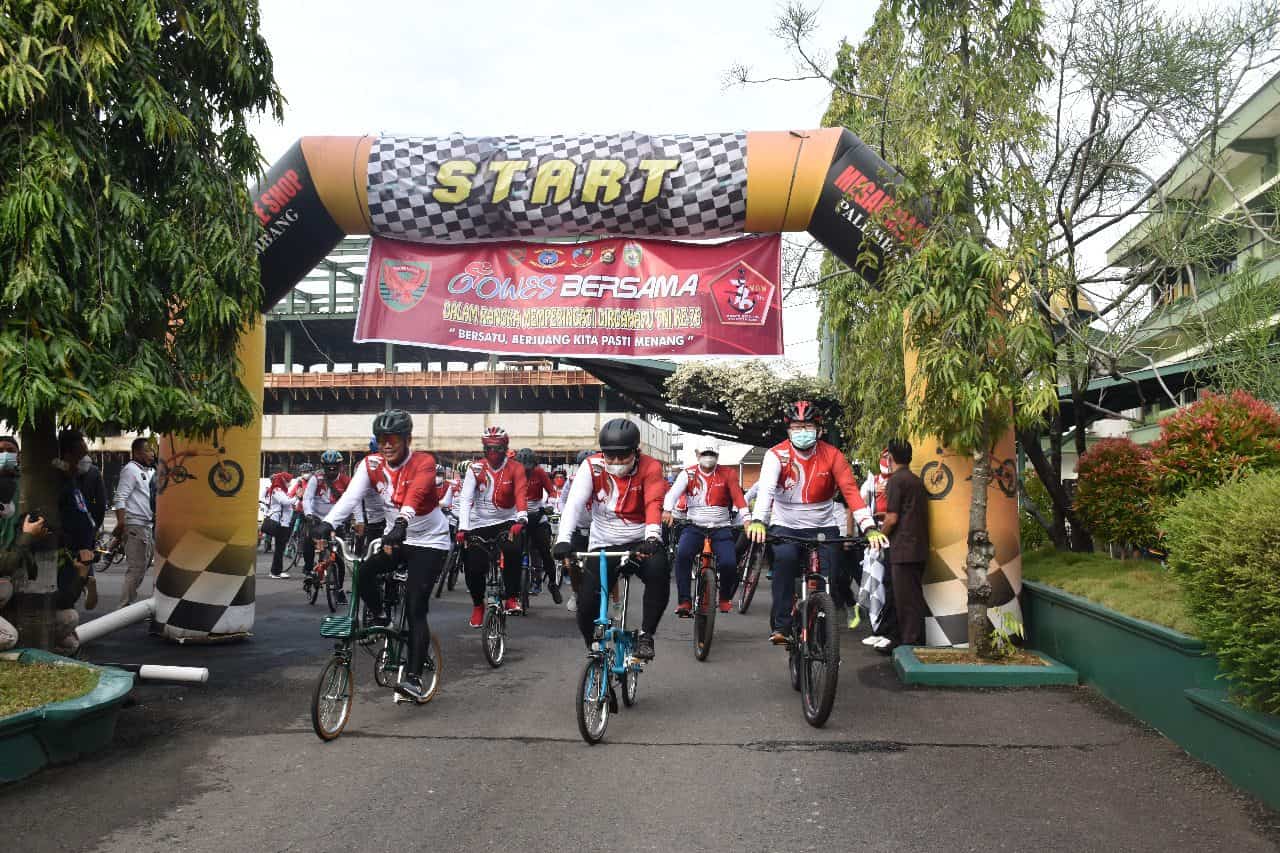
top-left (367, 133), bottom-right (748, 242)
top-left (152, 529), bottom-right (255, 642)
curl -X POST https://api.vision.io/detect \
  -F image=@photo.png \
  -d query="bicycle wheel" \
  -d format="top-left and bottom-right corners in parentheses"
top-left (738, 552), bottom-right (762, 614)
top-left (620, 666), bottom-right (639, 707)
top-left (576, 656), bottom-right (610, 744)
top-left (788, 632), bottom-right (801, 691)
top-left (305, 576), bottom-right (319, 605)
top-left (374, 636), bottom-right (402, 688)
top-left (482, 606), bottom-right (505, 668)
top-left (800, 592), bottom-right (841, 728)
top-left (520, 563), bottom-right (531, 614)
top-left (416, 632), bottom-right (444, 704)
top-left (693, 566), bottom-right (718, 662)
top-left (311, 655), bottom-right (353, 741)
top-left (324, 569), bottom-right (337, 613)
top-left (447, 549), bottom-right (461, 590)
top-left (433, 555), bottom-right (449, 599)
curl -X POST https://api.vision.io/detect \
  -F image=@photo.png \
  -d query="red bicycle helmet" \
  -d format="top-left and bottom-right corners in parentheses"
top-left (481, 426), bottom-right (510, 448)
top-left (783, 400), bottom-right (822, 424)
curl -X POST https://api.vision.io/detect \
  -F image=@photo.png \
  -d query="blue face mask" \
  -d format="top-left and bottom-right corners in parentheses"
top-left (789, 428), bottom-right (818, 450)
top-left (0, 452), bottom-right (16, 471)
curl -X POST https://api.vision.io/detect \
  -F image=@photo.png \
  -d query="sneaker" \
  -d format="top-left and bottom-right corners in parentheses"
top-left (269, 572), bottom-right (284, 580)
top-left (873, 636), bottom-right (893, 650)
top-left (862, 634), bottom-right (881, 646)
top-left (84, 577), bottom-right (98, 610)
top-left (718, 599), bottom-right (732, 614)
top-left (847, 607), bottom-right (861, 630)
top-left (335, 590), bottom-right (348, 605)
top-left (469, 605), bottom-right (485, 628)
top-left (548, 583), bottom-right (563, 605)
top-left (504, 596), bottom-right (523, 615)
top-left (277, 571), bottom-right (291, 579)
top-left (566, 593), bottom-right (577, 613)
top-left (769, 631), bottom-right (789, 646)
top-left (674, 600), bottom-right (693, 618)
top-left (635, 632), bottom-right (655, 660)
top-left (396, 674), bottom-right (426, 702)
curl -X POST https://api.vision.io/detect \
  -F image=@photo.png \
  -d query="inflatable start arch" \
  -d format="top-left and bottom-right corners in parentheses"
top-left (151, 129), bottom-right (1021, 647)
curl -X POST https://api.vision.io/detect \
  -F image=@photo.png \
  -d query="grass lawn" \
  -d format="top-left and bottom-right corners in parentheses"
top-left (1022, 548), bottom-right (1198, 636)
top-left (0, 659), bottom-right (100, 718)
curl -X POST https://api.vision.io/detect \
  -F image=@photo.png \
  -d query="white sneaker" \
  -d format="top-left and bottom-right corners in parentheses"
top-left (277, 571), bottom-right (291, 579)
top-left (861, 635), bottom-right (880, 646)
top-left (873, 636), bottom-right (893, 649)
top-left (566, 593), bottom-right (577, 613)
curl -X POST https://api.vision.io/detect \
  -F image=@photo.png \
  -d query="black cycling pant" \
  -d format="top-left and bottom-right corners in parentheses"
top-left (526, 516), bottom-right (556, 584)
top-left (358, 544), bottom-right (446, 678)
top-left (575, 542), bottom-right (670, 644)
top-left (464, 523), bottom-right (523, 606)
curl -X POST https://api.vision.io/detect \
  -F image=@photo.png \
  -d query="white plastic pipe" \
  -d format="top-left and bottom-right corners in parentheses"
top-left (133, 664), bottom-right (209, 683)
top-left (76, 597), bottom-right (155, 644)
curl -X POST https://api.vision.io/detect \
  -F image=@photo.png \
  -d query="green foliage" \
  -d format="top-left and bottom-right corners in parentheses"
top-left (0, 1), bottom-right (283, 436)
top-left (664, 361), bottom-right (839, 445)
top-left (1160, 471), bottom-right (1280, 714)
top-left (1076, 438), bottom-right (1159, 549)
top-left (1019, 470), bottom-right (1052, 551)
top-left (1021, 547), bottom-right (1195, 634)
top-left (1149, 391), bottom-right (1280, 499)
top-left (988, 612), bottom-right (1025, 659)
top-left (1206, 269), bottom-right (1280, 404)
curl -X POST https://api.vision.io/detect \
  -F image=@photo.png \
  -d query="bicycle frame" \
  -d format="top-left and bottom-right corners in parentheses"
top-left (318, 538), bottom-right (399, 649)
top-left (587, 549), bottom-right (640, 675)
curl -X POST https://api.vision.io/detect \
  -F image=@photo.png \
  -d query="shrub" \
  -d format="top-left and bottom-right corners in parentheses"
top-left (1075, 438), bottom-right (1159, 549)
top-left (1160, 470), bottom-right (1280, 714)
top-left (1150, 390), bottom-right (1280, 498)
top-left (1019, 471), bottom-right (1053, 551)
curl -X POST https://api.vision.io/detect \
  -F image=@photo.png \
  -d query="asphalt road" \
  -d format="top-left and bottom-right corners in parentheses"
top-left (3, 555), bottom-right (1278, 853)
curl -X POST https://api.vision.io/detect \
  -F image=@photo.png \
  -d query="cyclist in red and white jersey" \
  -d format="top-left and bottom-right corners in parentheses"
top-left (456, 426), bottom-right (528, 626)
top-left (747, 401), bottom-right (887, 644)
top-left (552, 419), bottom-right (669, 660)
top-left (663, 443), bottom-right (748, 616)
top-left (313, 410), bottom-right (449, 702)
top-left (516, 448), bottom-right (562, 604)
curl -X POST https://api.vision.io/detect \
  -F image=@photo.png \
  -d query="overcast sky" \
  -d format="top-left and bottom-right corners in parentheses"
top-left (248, 0), bottom-right (877, 380)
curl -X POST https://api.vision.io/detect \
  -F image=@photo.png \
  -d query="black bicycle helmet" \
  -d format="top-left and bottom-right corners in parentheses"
top-left (372, 409), bottom-right (413, 437)
top-left (515, 448), bottom-right (537, 466)
top-left (598, 418), bottom-right (640, 454)
top-left (783, 400), bottom-right (823, 424)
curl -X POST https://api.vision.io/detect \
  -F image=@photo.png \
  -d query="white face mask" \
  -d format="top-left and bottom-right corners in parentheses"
top-left (604, 462), bottom-right (634, 477)
top-left (698, 455), bottom-right (718, 471)
top-left (0, 501), bottom-right (14, 519)
top-left (789, 428), bottom-right (819, 450)
top-left (77, 455), bottom-right (93, 475)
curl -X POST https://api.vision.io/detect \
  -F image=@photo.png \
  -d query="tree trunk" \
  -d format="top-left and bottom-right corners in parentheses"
top-left (1016, 426), bottom-right (1074, 551)
top-left (8, 415), bottom-right (62, 650)
top-left (967, 420), bottom-right (996, 658)
top-left (1069, 386), bottom-right (1094, 552)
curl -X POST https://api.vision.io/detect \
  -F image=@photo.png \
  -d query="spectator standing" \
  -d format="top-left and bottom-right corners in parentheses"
top-left (882, 439), bottom-right (930, 648)
top-left (112, 437), bottom-right (156, 608)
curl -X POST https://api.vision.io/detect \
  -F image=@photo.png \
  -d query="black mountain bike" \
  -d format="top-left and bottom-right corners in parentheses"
top-left (768, 532), bottom-right (864, 728)
top-left (467, 524), bottom-right (513, 668)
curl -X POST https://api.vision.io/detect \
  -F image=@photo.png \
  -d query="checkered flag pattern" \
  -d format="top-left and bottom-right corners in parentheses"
top-left (367, 133), bottom-right (748, 242)
top-left (153, 529), bottom-right (256, 641)
top-left (858, 547), bottom-right (888, 632)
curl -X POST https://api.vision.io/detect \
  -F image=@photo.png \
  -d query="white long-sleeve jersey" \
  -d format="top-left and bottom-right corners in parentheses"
top-left (323, 457), bottom-right (449, 550)
top-left (752, 440), bottom-right (874, 533)
top-left (662, 468), bottom-right (748, 528)
top-left (557, 455), bottom-right (665, 549)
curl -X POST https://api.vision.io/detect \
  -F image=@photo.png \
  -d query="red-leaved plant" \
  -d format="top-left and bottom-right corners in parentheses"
top-left (1076, 438), bottom-right (1159, 549)
top-left (1150, 390), bottom-right (1280, 498)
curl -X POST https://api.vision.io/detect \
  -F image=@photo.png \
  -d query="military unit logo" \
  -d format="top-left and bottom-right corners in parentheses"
top-left (378, 260), bottom-right (431, 312)
top-left (708, 262), bottom-right (773, 326)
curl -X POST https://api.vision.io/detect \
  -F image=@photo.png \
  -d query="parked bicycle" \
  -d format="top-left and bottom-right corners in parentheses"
top-left (93, 530), bottom-right (126, 572)
top-left (467, 523), bottom-right (514, 668)
top-left (768, 532), bottom-right (864, 728)
top-left (310, 537), bottom-right (443, 741)
top-left (570, 548), bottom-right (645, 745)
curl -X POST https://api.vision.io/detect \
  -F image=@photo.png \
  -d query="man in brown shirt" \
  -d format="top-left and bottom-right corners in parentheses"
top-left (882, 439), bottom-right (929, 647)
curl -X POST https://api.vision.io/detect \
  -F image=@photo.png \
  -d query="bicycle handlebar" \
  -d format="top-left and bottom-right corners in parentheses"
top-left (765, 533), bottom-right (868, 547)
top-left (330, 537), bottom-right (383, 563)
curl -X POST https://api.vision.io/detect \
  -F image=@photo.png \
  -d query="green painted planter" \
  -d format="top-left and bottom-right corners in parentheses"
top-left (0, 649), bottom-right (135, 784)
top-left (892, 646), bottom-right (1078, 687)
top-left (1024, 581), bottom-right (1280, 810)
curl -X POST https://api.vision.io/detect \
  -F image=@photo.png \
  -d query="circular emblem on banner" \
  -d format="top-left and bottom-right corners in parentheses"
top-left (378, 260), bottom-right (431, 312)
top-left (601, 248), bottom-right (617, 264)
top-left (622, 242), bottom-right (643, 268)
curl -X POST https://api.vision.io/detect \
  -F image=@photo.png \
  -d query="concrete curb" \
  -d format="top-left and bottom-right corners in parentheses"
top-left (892, 645), bottom-right (1079, 687)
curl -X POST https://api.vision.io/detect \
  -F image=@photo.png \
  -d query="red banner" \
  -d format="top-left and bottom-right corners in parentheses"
top-left (354, 235), bottom-right (782, 357)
